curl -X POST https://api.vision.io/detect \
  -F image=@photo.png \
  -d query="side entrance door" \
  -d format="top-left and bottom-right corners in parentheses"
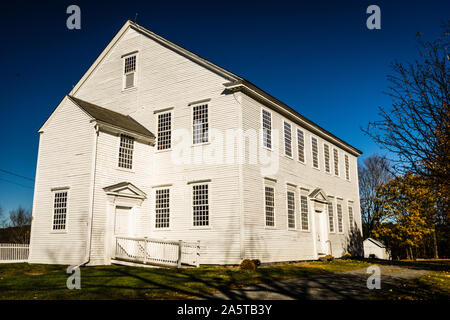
top-left (114, 206), bottom-right (132, 236)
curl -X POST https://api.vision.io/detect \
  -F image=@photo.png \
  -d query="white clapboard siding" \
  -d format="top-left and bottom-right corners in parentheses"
top-left (0, 244), bottom-right (29, 263)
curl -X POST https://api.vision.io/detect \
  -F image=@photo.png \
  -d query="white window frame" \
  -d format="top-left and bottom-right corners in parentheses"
top-left (327, 199), bottom-right (335, 233)
top-left (337, 202), bottom-right (344, 234)
top-left (117, 134), bottom-right (134, 170)
top-left (283, 120), bottom-right (293, 158)
top-left (345, 154), bottom-right (350, 181)
top-left (156, 111), bottom-right (172, 151)
top-left (300, 194), bottom-right (310, 231)
top-left (122, 52), bottom-right (138, 90)
top-left (154, 187), bottom-right (170, 229)
top-left (348, 204), bottom-right (354, 232)
top-left (51, 188), bottom-right (69, 233)
top-left (192, 182), bottom-right (210, 228)
top-left (333, 148), bottom-right (340, 177)
top-left (192, 103), bottom-right (209, 145)
top-left (261, 108), bottom-right (272, 150)
top-left (324, 143), bottom-right (331, 174)
top-left (311, 136), bottom-right (319, 169)
top-left (297, 128), bottom-right (305, 164)
top-left (264, 185), bottom-right (276, 228)
top-left (286, 189), bottom-right (296, 230)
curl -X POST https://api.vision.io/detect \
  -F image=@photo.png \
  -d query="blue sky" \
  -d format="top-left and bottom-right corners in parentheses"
top-left (0, 0), bottom-right (448, 215)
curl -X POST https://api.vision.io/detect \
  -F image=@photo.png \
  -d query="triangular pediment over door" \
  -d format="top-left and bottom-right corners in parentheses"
top-left (103, 182), bottom-right (147, 200)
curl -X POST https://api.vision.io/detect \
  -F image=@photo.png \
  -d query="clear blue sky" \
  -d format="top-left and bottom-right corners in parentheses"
top-left (0, 0), bottom-right (448, 215)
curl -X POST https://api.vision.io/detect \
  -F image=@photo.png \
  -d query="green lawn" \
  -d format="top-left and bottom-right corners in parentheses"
top-left (0, 260), bottom-right (371, 300)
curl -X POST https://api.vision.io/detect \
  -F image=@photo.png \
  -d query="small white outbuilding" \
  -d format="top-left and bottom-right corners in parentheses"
top-left (363, 238), bottom-right (391, 260)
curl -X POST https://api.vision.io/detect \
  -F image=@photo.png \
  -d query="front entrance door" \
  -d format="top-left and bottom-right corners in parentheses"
top-left (315, 210), bottom-right (328, 255)
top-left (114, 206), bottom-right (132, 236)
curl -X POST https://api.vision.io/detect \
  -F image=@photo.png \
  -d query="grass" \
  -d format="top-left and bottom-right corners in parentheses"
top-left (0, 259), bottom-right (371, 300)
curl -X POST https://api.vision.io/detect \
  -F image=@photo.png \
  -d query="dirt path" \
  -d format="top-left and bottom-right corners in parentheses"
top-left (211, 265), bottom-right (430, 300)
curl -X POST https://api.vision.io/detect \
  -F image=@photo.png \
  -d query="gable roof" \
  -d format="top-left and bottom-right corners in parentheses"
top-left (364, 238), bottom-right (386, 248)
top-left (68, 20), bottom-right (361, 156)
top-left (68, 96), bottom-right (155, 139)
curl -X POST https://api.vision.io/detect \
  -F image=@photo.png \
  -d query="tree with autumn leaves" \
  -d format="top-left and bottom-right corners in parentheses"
top-left (372, 174), bottom-right (436, 259)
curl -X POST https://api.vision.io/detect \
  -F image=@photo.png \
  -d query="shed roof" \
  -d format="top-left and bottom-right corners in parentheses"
top-left (68, 96), bottom-right (154, 138)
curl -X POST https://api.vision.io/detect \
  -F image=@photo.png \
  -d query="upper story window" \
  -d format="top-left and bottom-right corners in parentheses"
top-left (157, 112), bottom-right (172, 150)
top-left (324, 144), bottom-right (331, 173)
top-left (287, 191), bottom-right (296, 229)
top-left (264, 186), bottom-right (275, 227)
top-left (311, 136), bottom-right (319, 169)
top-left (283, 121), bottom-right (292, 157)
top-left (333, 148), bottom-right (339, 176)
top-left (348, 205), bottom-right (354, 232)
top-left (52, 191), bottom-right (68, 231)
top-left (297, 129), bottom-right (305, 163)
top-left (300, 195), bottom-right (309, 231)
top-left (155, 188), bottom-right (170, 228)
top-left (262, 109), bottom-right (272, 149)
top-left (193, 184), bottom-right (209, 227)
top-left (118, 134), bottom-right (134, 169)
top-left (327, 201), bottom-right (335, 233)
top-left (337, 203), bottom-right (343, 233)
top-left (193, 104), bottom-right (209, 144)
top-left (345, 154), bottom-right (350, 180)
top-left (123, 55), bottom-right (137, 89)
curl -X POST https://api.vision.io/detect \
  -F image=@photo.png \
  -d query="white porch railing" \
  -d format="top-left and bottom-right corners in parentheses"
top-left (0, 243), bottom-right (29, 263)
top-left (114, 236), bottom-right (200, 268)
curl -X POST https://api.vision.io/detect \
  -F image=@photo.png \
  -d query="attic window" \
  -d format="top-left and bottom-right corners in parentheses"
top-left (123, 55), bottom-right (136, 89)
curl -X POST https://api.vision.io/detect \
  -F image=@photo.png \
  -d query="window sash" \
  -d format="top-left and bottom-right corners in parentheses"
top-left (193, 184), bottom-right (209, 226)
top-left (345, 154), bottom-right (350, 180)
top-left (348, 206), bottom-right (354, 232)
top-left (311, 137), bottom-right (319, 168)
top-left (52, 191), bottom-right (67, 231)
top-left (155, 189), bottom-right (170, 228)
top-left (324, 144), bottom-right (330, 173)
top-left (124, 55), bottom-right (136, 89)
top-left (337, 203), bottom-right (343, 233)
top-left (284, 122), bottom-right (292, 157)
top-left (193, 104), bottom-right (209, 144)
top-left (327, 202), bottom-right (335, 232)
top-left (118, 134), bottom-right (134, 169)
top-left (262, 110), bottom-right (272, 149)
top-left (287, 191), bottom-right (295, 229)
top-left (297, 129), bottom-right (305, 162)
top-left (265, 186), bottom-right (275, 227)
top-left (300, 195), bottom-right (309, 231)
top-left (157, 112), bottom-right (172, 150)
top-left (333, 148), bottom-right (339, 176)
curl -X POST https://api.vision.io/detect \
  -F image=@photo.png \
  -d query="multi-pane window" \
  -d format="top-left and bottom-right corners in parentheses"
top-left (118, 134), bottom-right (134, 169)
top-left (300, 195), bottom-right (309, 230)
top-left (193, 104), bottom-right (208, 144)
top-left (287, 191), bottom-right (295, 229)
top-left (311, 137), bottom-right (319, 168)
top-left (337, 203), bottom-right (343, 233)
top-left (284, 122), bottom-right (292, 157)
top-left (124, 55), bottom-right (136, 89)
top-left (348, 206), bottom-right (354, 232)
top-left (157, 112), bottom-right (171, 150)
top-left (155, 189), bottom-right (170, 228)
top-left (193, 184), bottom-right (209, 226)
top-left (327, 201), bottom-right (335, 233)
top-left (52, 191), bottom-right (68, 231)
top-left (265, 186), bottom-right (275, 227)
top-left (297, 129), bottom-right (305, 162)
top-left (262, 109), bottom-right (272, 149)
top-left (333, 148), bottom-right (339, 176)
top-left (345, 154), bottom-right (350, 180)
top-left (324, 144), bottom-right (331, 173)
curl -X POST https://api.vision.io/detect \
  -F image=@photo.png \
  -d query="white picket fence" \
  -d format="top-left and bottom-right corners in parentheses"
top-left (0, 243), bottom-right (29, 263)
top-left (114, 236), bottom-right (200, 268)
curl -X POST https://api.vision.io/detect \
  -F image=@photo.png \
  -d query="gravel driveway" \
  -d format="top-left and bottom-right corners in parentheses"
top-left (211, 265), bottom-right (430, 300)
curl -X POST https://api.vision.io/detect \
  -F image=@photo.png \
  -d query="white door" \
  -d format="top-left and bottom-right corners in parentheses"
top-left (315, 210), bottom-right (328, 254)
top-left (114, 206), bottom-right (132, 236)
